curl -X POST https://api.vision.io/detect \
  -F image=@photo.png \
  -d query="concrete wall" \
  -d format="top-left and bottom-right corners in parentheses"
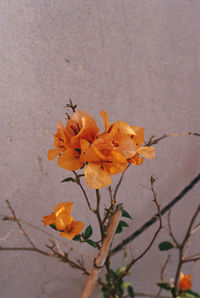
top-left (1, 1), bottom-right (200, 297)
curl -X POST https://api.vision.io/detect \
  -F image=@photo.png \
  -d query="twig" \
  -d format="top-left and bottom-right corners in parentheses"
top-left (167, 209), bottom-right (179, 247)
top-left (65, 98), bottom-right (77, 119)
top-left (145, 131), bottom-right (200, 147)
top-left (113, 164), bottom-right (130, 199)
top-left (0, 246), bottom-right (54, 257)
top-left (6, 200), bottom-right (36, 249)
top-left (191, 221), bottom-right (200, 235)
top-left (112, 172), bottom-right (200, 253)
top-left (174, 204), bottom-right (200, 295)
top-left (95, 189), bottom-right (104, 241)
top-left (156, 255), bottom-right (171, 298)
top-left (0, 213), bottom-right (93, 259)
top-left (81, 204), bottom-right (123, 298)
top-left (73, 171), bottom-right (95, 212)
top-left (117, 177), bottom-right (162, 282)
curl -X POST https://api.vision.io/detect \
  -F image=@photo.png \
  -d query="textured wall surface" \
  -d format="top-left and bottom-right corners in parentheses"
top-left (1, 1), bottom-right (200, 297)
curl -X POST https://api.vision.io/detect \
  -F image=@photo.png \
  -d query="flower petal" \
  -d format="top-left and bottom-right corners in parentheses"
top-left (57, 148), bottom-right (83, 171)
top-left (132, 126), bottom-right (145, 147)
top-left (48, 148), bottom-right (65, 160)
top-left (100, 110), bottom-right (110, 133)
top-left (85, 163), bottom-right (112, 189)
top-left (128, 153), bottom-right (144, 165)
top-left (80, 139), bottom-right (100, 162)
top-left (55, 213), bottom-right (74, 230)
top-left (54, 202), bottom-right (74, 216)
top-left (42, 213), bottom-right (56, 226)
top-left (60, 221), bottom-right (84, 240)
top-left (137, 146), bottom-right (155, 159)
top-left (112, 121), bottom-right (136, 136)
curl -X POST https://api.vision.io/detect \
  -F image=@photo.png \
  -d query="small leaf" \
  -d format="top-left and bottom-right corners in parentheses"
top-left (61, 177), bottom-right (75, 183)
top-left (73, 235), bottom-right (81, 241)
top-left (115, 221), bottom-right (129, 234)
top-left (120, 220), bottom-right (129, 227)
top-left (158, 241), bottom-right (174, 251)
top-left (157, 283), bottom-right (171, 290)
top-left (117, 280), bottom-right (124, 295)
top-left (116, 223), bottom-right (123, 234)
top-left (84, 225), bottom-right (93, 240)
top-left (50, 223), bottom-right (57, 231)
top-left (185, 290), bottom-right (200, 298)
top-left (86, 239), bottom-right (96, 248)
top-left (116, 267), bottom-right (126, 275)
top-left (110, 270), bottom-right (118, 280)
top-left (122, 209), bottom-right (132, 219)
top-left (127, 285), bottom-right (135, 297)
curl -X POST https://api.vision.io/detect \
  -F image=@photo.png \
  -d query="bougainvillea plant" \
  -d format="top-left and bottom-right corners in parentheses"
top-left (1, 99), bottom-right (200, 298)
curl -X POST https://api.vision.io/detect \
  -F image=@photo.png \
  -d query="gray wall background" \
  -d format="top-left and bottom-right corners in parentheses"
top-left (0, 1), bottom-right (200, 297)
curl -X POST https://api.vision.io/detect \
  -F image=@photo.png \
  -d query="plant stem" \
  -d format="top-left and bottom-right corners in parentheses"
top-left (81, 204), bottom-right (123, 298)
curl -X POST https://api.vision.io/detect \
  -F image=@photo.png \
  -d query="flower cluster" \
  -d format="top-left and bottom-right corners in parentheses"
top-left (42, 202), bottom-right (84, 240)
top-left (48, 110), bottom-right (155, 189)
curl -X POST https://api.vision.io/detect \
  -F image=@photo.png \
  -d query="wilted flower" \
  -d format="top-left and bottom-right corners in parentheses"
top-left (178, 272), bottom-right (192, 291)
top-left (42, 202), bottom-right (84, 240)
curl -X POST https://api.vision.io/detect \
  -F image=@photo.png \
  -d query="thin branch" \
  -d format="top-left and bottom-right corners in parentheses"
top-left (0, 245), bottom-right (54, 257)
top-left (73, 171), bottom-right (95, 212)
top-left (6, 200), bottom-right (36, 249)
top-left (65, 98), bottom-right (77, 119)
top-left (183, 256), bottom-right (200, 263)
top-left (167, 209), bottom-right (179, 247)
top-left (117, 177), bottom-right (162, 282)
top-left (174, 204), bottom-right (200, 295)
top-left (113, 164), bottom-right (130, 199)
top-left (145, 131), bottom-right (200, 147)
top-left (191, 221), bottom-right (200, 235)
top-left (156, 255), bottom-right (171, 298)
top-left (95, 189), bottom-right (104, 241)
top-left (112, 172), bottom-right (200, 253)
top-left (0, 213), bottom-right (93, 259)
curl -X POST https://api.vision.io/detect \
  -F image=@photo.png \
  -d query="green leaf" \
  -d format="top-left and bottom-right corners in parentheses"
top-left (102, 287), bottom-right (109, 298)
top-left (110, 270), bottom-right (118, 280)
top-left (73, 235), bottom-right (81, 241)
top-left (158, 241), bottom-right (174, 251)
top-left (116, 267), bottom-right (126, 275)
top-left (61, 177), bottom-right (75, 183)
top-left (84, 225), bottom-right (93, 240)
top-left (120, 220), bottom-right (129, 227)
top-left (185, 290), bottom-right (200, 298)
top-left (50, 223), bottom-right (57, 231)
top-left (157, 283), bottom-right (171, 291)
top-left (117, 280), bottom-right (124, 295)
top-left (127, 285), bottom-right (135, 297)
top-left (122, 209), bottom-right (132, 219)
top-left (116, 220), bottom-right (129, 234)
top-left (86, 239), bottom-right (96, 248)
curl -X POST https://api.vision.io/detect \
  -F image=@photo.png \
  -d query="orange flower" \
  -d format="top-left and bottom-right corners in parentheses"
top-left (48, 111), bottom-right (99, 171)
top-left (80, 136), bottom-right (128, 189)
top-left (42, 202), bottom-right (84, 240)
top-left (48, 109), bottom-right (155, 189)
top-left (178, 272), bottom-right (192, 291)
top-left (99, 110), bottom-right (155, 163)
